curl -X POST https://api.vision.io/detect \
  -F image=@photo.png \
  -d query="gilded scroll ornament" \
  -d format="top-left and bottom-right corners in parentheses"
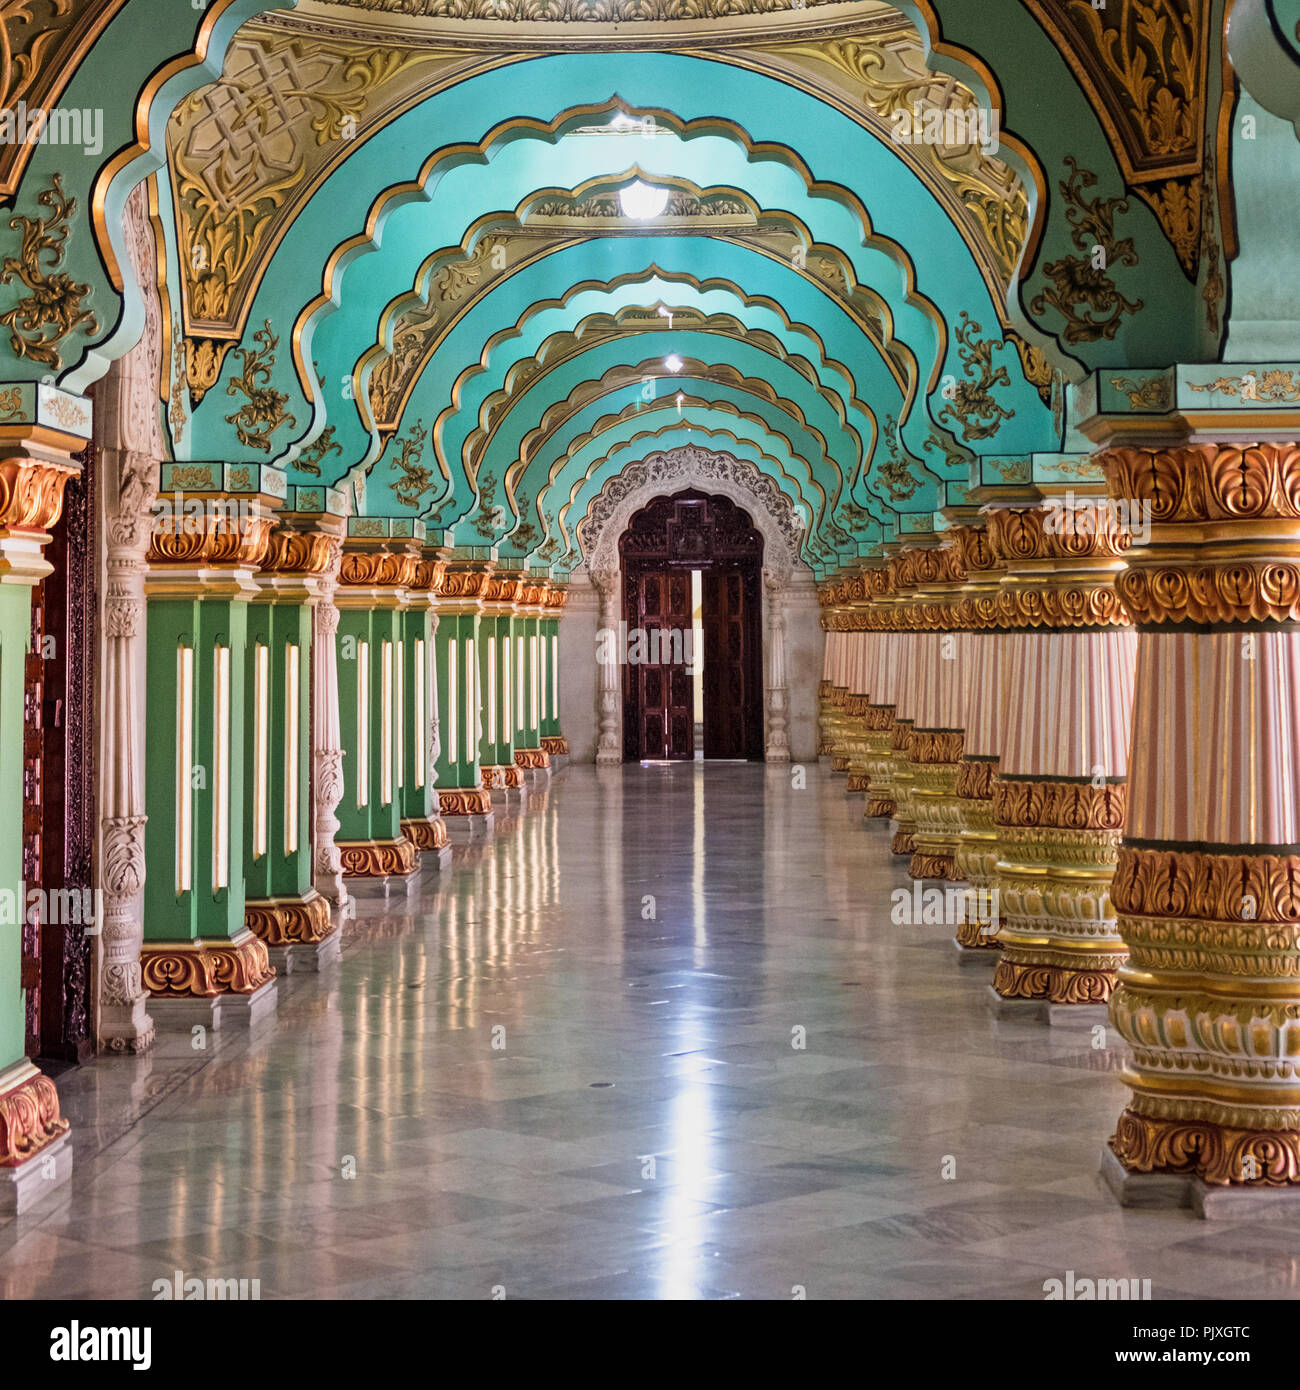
top-left (872, 414), bottom-right (921, 501)
top-left (245, 892), bottom-right (334, 946)
top-left (297, 425), bottom-right (343, 477)
top-left (402, 816), bottom-right (449, 851)
top-left (0, 1066), bottom-right (68, 1165)
top-left (338, 837), bottom-right (417, 877)
top-left (0, 174), bottom-right (98, 368)
top-left (938, 313), bottom-right (1014, 441)
top-left (474, 470), bottom-right (504, 538)
top-left (1006, 332), bottom-right (1055, 408)
top-left (1110, 374), bottom-right (1171, 409)
top-left (224, 319), bottom-right (296, 452)
top-left (1186, 370), bottom-right (1300, 403)
top-left (389, 417), bottom-right (434, 508)
top-left (1030, 158), bottom-right (1143, 343)
top-left (169, 326), bottom-right (187, 442)
top-left (140, 934), bottom-right (274, 997)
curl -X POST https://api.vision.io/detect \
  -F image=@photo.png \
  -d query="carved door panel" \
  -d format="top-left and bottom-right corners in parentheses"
top-left (18, 460), bottom-right (94, 1066)
top-left (623, 568), bottom-right (694, 760)
top-left (21, 580), bottom-right (46, 1056)
top-left (702, 566), bottom-right (763, 759)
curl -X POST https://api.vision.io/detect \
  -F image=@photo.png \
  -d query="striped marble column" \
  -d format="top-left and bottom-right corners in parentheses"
top-left (988, 503), bottom-right (1137, 1013)
top-left (950, 523), bottom-right (1006, 953)
top-left (1103, 442), bottom-right (1300, 1194)
top-left (817, 613), bottom-right (836, 759)
top-left (844, 624), bottom-right (874, 796)
top-left (888, 551), bottom-right (923, 858)
top-left (865, 628), bottom-right (897, 820)
top-left (909, 544), bottom-right (970, 881)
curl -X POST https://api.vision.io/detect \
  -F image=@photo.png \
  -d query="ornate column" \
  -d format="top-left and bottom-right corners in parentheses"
top-left (312, 532), bottom-right (347, 906)
top-left (333, 525), bottom-right (420, 878)
top-left (816, 598), bottom-right (835, 762)
top-left (539, 584), bottom-right (570, 766)
top-left (97, 385), bottom-right (160, 1052)
top-left (986, 497), bottom-right (1136, 1019)
top-left (888, 550), bottom-right (924, 858)
top-left (142, 463), bottom-right (280, 1027)
top-left (1101, 438), bottom-right (1300, 1202)
top-left (479, 571), bottom-right (529, 803)
top-left (763, 567), bottom-right (792, 763)
top-left (244, 499), bottom-right (342, 971)
top-left (435, 553), bottom-right (494, 839)
top-left (513, 578), bottom-right (552, 784)
top-left (908, 543), bottom-right (970, 881)
top-left (591, 567), bottom-right (623, 766)
top-left (0, 405), bottom-right (85, 1208)
top-left (951, 522), bottom-right (1006, 957)
top-left (862, 566), bottom-right (897, 820)
top-left (398, 549), bottom-right (453, 866)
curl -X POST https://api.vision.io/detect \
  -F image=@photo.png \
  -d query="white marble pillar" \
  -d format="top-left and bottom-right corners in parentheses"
top-left (98, 446), bottom-right (157, 1054)
top-left (95, 185), bottom-right (161, 1054)
top-left (763, 568), bottom-right (791, 763)
top-left (591, 568), bottom-right (622, 766)
top-left (313, 536), bottom-right (347, 907)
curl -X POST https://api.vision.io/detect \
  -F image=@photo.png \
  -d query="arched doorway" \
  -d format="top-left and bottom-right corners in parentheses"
top-left (619, 489), bottom-right (764, 762)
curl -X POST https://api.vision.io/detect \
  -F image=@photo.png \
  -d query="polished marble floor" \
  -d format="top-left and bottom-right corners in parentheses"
top-left (3, 763), bottom-right (1296, 1300)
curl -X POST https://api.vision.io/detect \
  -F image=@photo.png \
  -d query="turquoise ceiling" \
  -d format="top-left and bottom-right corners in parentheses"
top-left (9, 0), bottom-right (1255, 578)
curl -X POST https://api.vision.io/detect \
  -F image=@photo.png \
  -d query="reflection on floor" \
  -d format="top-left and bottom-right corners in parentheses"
top-left (1, 764), bottom-right (1293, 1300)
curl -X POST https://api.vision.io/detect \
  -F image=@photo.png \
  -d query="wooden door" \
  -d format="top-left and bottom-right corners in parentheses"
top-left (702, 566), bottom-right (763, 759)
top-left (21, 578), bottom-right (46, 1056)
top-left (623, 567), bottom-right (695, 760)
top-left (18, 461), bottom-right (94, 1066)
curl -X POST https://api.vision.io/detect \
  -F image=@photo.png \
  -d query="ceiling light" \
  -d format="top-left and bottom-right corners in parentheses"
top-left (664, 353), bottom-right (683, 373)
top-left (619, 180), bottom-right (668, 220)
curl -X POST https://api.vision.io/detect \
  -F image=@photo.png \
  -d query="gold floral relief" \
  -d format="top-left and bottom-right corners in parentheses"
top-left (387, 416), bottom-right (435, 508)
top-left (224, 319), bottom-right (296, 452)
top-left (1030, 157), bottom-right (1143, 343)
top-left (938, 312), bottom-right (1014, 441)
top-left (296, 424), bottom-right (343, 477)
top-left (1020, 0), bottom-right (1210, 274)
top-left (0, 174), bottom-right (98, 368)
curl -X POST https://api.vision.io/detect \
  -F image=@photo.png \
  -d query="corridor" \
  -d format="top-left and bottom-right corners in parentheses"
top-left (0, 767), bottom-right (1285, 1300)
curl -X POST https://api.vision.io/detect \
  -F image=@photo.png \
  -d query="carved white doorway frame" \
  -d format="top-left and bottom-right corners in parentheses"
top-left (577, 445), bottom-right (801, 765)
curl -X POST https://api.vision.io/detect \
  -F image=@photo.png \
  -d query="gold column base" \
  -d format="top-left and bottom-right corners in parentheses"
top-left (991, 778), bottom-right (1127, 1003)
top-left (402, 815), bottom-right (449, 851)
top-left (338, 836), bottom-right (418, 878)
top-left (439, 787), bottom-right (493, 816)
top-left (0, 1062), bottom-right (68, 1167)
top-left (993, 952), bottom-right (1124, 1004)
top-left (514, 747), bottom-right (551, 770)
top-left (1108, 843), bottom-right (1300, 1187)
top-left (540, 735), bottom-right (569, 756)
top-left (1111, 1109), bottom-right (1300, 1188)
top-left (908, 848), bottom-right (955, 879)
top-left (245, 890), bottom-right (334, 946)
top-left (141, 929), bottom-right (276, 998)
top-left (482, 763), bottom-right (525, 789)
